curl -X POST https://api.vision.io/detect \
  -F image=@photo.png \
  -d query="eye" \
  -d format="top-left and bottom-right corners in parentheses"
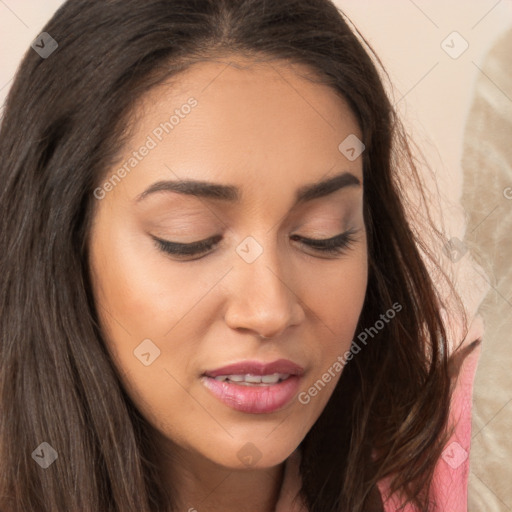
top-left (152, 234), bottom-right (222, 260)
top-left (291, 227), bottom-right (360, 256)
top-left (152, 228), bottom-right (360, 260)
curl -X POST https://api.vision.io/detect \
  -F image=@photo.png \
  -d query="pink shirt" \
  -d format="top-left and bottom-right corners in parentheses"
top-left (275, 313), bottom-right (485, 512)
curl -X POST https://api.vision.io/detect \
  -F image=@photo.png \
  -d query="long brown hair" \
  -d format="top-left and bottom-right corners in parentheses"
top-left (0, 1), bottom-right (469, 510)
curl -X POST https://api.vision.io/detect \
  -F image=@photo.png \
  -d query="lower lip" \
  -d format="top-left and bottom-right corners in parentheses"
top-left (200, 375), bottom-right (301, 414)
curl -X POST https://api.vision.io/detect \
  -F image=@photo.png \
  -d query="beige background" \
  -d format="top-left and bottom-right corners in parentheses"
top-left (1, 1), bottom-right (511, 510)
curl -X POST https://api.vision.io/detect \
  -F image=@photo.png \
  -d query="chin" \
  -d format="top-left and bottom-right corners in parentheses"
top-left (210, 441), bottom-right (297, 471)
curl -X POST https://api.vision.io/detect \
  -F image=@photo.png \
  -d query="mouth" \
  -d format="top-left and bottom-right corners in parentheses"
top-left (206, 372), bottom-right (292, 385)
top-left (200, 359), bottom-right (304, 414)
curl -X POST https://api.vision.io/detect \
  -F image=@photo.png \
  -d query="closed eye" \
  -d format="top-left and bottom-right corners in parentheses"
top-left (291, 228), bottom-right (359, 256)
top-left (152, 228), bottom-right (360, 261)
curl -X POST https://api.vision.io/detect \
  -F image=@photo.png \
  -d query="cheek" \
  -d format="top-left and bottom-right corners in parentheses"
top-left (306, 245), bottom-right (368, 346)
top-left (87, 213), bottom-right (209, 399)
top-left (297, 243), bottom-right (368, 404)
top-left (89, 216), bottom-right (206, 342)
top-left (88, 221), bottom-right (213, 439)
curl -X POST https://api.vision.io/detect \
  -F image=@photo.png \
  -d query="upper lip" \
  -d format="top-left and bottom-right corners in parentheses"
top-left (203, 358), bottom-right (304, 378)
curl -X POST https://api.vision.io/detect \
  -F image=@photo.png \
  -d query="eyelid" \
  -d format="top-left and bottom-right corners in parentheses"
top-left (151, 234), bottom-right (222, 257)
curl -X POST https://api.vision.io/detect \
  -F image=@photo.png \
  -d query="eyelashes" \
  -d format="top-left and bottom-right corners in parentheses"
top-left (154, 234), bottom-right (224, 258)
top-left (291, 228), bottom-right (359, 256)
top-left (152, 228), bottom-right (360, 261)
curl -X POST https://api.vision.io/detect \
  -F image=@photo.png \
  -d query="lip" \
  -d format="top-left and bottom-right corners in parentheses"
top-left (200, 374), bottom-right (302, 414)
top-left (201, 358), bottom-right (305, 414)
top-left (203, 358), bottom-right (304, 378)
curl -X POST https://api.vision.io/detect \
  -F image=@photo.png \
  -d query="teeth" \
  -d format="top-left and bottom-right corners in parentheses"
top-left (261, 373), bottom-right (286, 384)
top-left (213, 373), bottom-right (290, 385)
top-left (246, 374), bottom-right (264, 383)
top-left (226, 375), bottom-right (245, 382)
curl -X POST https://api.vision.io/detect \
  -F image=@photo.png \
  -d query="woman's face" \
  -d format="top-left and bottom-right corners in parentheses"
top-left (89, 56), bottom-right (368, 471)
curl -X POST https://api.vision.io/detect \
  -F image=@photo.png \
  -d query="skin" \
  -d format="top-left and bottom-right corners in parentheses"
top-left (88, 55), bottom-right (368, 512)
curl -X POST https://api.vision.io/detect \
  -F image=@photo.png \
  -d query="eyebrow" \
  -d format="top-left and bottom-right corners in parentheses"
top-left (135, 171), bottom-right (361, 206)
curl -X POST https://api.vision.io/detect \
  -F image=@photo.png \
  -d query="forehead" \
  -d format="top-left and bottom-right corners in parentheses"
top-left (108, 56), bottom-right (363, 202)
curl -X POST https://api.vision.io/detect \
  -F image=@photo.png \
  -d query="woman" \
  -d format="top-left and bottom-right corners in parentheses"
top-left (0, 1), bottom-right (482, 511)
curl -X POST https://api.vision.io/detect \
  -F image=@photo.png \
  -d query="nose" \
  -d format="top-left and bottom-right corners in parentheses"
top-left (223, 237), bottom-right (305, 339)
